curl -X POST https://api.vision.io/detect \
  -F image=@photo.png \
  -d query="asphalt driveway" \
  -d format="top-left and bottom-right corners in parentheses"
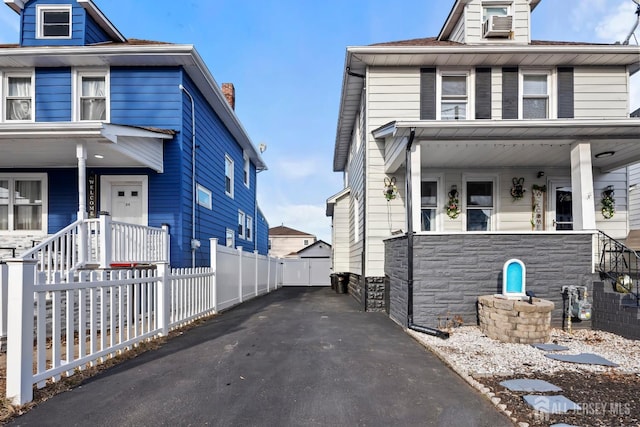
top-left (9, 287), bottom-right (511, 426)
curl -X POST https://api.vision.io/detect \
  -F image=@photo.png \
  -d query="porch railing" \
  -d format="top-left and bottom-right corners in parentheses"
top-left (20, 215), bottom-right (169, 283)
top-left (597, 230), bottom-right (640, 306)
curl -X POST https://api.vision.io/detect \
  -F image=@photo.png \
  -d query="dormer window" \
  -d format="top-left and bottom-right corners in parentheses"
top-left (37, 5), bottom-right (72, 39)
top-left (482, 3), bottom-right (510, 21)
top-left (482, 2), bottom-right (513, 38)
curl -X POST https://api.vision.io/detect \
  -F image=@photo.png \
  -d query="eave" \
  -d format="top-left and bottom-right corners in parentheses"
top-left (0, 44), bottom-right (268, 171)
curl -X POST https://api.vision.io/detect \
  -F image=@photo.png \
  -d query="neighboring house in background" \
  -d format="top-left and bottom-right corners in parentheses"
top-left (328, 0), bottom-right (640, 326)
top-left (0, 0), bottom-right (268, 268)
top-left (295, 239), bottom-right (331, 259)
top-left (268, 225), bottom-right (316, 258)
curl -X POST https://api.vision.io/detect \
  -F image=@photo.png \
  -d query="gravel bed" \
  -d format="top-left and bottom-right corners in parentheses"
top-left (409, 326), bottom-right (640, 426)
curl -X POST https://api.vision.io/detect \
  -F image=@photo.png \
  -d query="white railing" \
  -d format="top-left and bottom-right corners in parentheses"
top-left (5, 238), bottom-right (282, 405)
top-left (19, 215), bottom-right (169, 283)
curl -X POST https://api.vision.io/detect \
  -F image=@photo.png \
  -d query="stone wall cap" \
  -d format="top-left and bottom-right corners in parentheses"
top-left (514, 298), bottom-right (554, 312)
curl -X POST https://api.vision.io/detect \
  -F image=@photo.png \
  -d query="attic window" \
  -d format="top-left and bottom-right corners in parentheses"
top-left (37, 5), bottom-right (72, 39)
top-left (482, 2), bottom-right (511, 21)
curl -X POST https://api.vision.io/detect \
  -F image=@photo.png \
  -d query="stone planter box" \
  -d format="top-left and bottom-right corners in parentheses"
top-left (478, 295), bottom-right (554, 344)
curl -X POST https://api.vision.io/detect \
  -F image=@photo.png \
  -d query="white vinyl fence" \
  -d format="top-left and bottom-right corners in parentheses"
top-left (4, 238), bottom-right (281, 405)
top-left (280, 258), bottom-right (331, 287)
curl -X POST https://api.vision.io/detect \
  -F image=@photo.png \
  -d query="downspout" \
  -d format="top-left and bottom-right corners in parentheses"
top-left (179, 84), bottom-right (198, 268)
top-left (404, 128), bottom-right (449, 339)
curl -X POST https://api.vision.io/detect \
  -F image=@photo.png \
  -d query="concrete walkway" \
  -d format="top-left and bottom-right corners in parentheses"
top-left (9, 287), bottom-right (511, 426)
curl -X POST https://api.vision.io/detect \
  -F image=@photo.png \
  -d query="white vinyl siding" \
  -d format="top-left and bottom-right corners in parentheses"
top-left (573, 67), bottom-right (629, 119)
top-left (331, 192), bottom-right (351, 273)
top-left (491, 67), bottom-right (503, 119)
top-left (366, 68), bottom-right (421, 276)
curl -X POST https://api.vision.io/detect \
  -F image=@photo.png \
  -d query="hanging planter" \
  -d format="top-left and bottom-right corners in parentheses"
top-left (383, 177), bottom-right (398, 201)
top-left (446, 187), bottom-right (460, 219)
top-left (601, 187), bottom-right (615, 219)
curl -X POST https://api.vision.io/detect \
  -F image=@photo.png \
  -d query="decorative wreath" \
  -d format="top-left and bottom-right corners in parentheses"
top-left (446, 189), bottom-right (461, 219)
top-left (601, 187), bottom-right (615, 219)
top-left (510, 177), bottom-right (526, 201)
top-left (383, 177), bottom-right (398, 201)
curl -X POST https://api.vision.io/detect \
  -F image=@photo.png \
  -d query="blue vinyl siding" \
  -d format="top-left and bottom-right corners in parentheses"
top-left (256, 208), bottom-right (270, 255)
top-left (48, 169), bottom-right (77, 232)
top-left (110, 67), bottom-right (183, 129)
top-left (84, 13), bottom-right (110, 44)
top-left (20, 0), bottom-right (86, 47)
top-left (35, 68), bottom-right (72, 122)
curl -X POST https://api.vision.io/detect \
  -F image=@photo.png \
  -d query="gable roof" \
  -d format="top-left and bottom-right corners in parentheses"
top-left (269, 225), bottom-right (315, 237)
top-left (295, 239), bottom-right (331, 257)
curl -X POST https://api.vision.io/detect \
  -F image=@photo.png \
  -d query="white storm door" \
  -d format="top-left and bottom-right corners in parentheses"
top-left (111, 184), bottom-right (144, 225)
top-left (550, 180), bottom-right (573, 231)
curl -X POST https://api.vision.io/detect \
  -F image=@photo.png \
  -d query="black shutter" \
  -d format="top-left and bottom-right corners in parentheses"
top-left (502, 67), bottom-right (518, 119)
top-left (475, 68), bottom-right (492, 119)
top-left (557, 67), bottom-right (574, 119)
top-left (420, 68), bottom-right (436, 120)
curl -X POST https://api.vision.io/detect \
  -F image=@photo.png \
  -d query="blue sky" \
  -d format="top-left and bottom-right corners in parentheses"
top-left (0, 0), bottom-right (638, 243)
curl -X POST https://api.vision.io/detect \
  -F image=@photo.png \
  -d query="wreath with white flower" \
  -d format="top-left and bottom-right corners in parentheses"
top-left (601, 188), bottom-right (615, 219)
top-left (383, 177), bottom-right (398, 201)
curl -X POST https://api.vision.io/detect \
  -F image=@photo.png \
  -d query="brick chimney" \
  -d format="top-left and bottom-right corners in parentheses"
top-left (221, 83), bottom-right (235, 110)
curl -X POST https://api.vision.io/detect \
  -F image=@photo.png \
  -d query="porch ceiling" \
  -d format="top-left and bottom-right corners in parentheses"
top-left (377, 119), bottom-right (640, 173)
top-left (0, 123), bottom-right (173, 172)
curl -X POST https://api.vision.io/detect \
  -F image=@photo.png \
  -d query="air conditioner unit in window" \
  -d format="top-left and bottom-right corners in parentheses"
top-left (483, 15), bottom-right (513, 38)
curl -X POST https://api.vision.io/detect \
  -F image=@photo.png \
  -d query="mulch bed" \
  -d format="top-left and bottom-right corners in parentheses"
top-left (475, 371), bottom-right (640, 426)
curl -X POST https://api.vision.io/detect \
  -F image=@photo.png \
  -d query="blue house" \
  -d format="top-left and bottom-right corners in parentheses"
top-left (0, 0), bottom-right (268, 268)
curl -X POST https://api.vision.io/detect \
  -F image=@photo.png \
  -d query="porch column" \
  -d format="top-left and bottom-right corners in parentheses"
top-left (570, 142), bottom-right (596, 230)
top-left (410, 142), bottom-right (422, 233)
top-left (76, 143), bottom-right (87, 220)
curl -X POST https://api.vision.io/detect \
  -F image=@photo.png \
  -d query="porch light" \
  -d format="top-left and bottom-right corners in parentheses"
top-left (94, 154), bottom-right (104, 159)
top-left (594, 151), bottom-right (615, 158)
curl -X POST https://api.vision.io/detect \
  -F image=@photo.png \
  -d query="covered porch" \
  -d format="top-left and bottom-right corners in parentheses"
top-left (375, 118), bottom-right (640, 329)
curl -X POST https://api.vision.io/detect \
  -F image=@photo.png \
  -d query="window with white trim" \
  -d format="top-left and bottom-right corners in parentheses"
top-left (196, 184), bottom-right (212, 210)
top-left (226, 228), bottom-right (235, 248)
top-left (439, 71), bottom-right (469, 120)
top-left (465, 178), bottom-right (496, 231)
top-left (0, 174), bottom-right (47, 233)
top-left (225, 155), bottom-right (234, 198)
top-left (37, 5), bottom-right (72, 39)
top-left (246, 215), bottom-right (253, 241)
top-left (243, 152), bottom-right (250, 188)
top-left (482, 2), bottom-right (511, 22)
top-left (76, 70), bottom-right (108, 121)
top-left (4, 74), bottom-right (33, 121)
top-left (238, 210), bottom-right (245, 239)
top-left (421, 181), bottom-right (438, 231)
top-left (521, 71), bottom-right (551, 119)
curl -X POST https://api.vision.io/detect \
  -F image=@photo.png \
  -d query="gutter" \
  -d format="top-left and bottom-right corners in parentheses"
top-left (404, 128), bottom-right (449, 339)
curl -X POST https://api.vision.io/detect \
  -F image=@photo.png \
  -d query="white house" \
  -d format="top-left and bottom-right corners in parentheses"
top-left (327, 0), bottom-right (640, 328)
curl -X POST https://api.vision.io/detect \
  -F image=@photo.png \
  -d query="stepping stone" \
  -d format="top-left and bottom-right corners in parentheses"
top-left (500, 379), bottom-right (562, 392)
top-left (544, 352), bottom-right (619, 367)
top-left (531, 343), bottom-right (569, 351)
top-left (523, 395), bottom-right (581, 414)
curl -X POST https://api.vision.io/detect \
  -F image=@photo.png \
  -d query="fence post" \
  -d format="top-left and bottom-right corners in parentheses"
top-left (156, 262), bottom-right (170, 336)
top-left (0, 262), bottom-right (7, 351)
top-left (209, 238), bottom-right (218, 312)
top-left (6, 259), bottom-right (37, 405)
top-left (266, 255), bottom-right (271, 293)
top-left (254, 250), bottom-right (259, 297)
top-left (162, 224), bottom-right (171, 263)
top-left (237, 246), bottom-right (243, 303)
top-left (99, 213), bottom-right (112, 268)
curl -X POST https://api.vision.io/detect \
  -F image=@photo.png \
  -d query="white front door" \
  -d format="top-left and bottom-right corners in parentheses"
top-left (111, 184), bottom-right (144, 225)
top-left (100, 176), bottom-right (148, 226)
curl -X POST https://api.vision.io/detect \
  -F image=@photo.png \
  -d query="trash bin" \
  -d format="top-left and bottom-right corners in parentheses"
top-left (336, 273), bottom-right (347, 294)
top-left (330, 273), bottom-right (337, 291)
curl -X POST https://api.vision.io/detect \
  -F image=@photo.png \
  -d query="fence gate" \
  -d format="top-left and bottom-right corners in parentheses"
top-left (280, 258), bottom-right (330, 287)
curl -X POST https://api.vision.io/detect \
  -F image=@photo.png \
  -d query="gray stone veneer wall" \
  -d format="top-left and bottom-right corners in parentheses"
top-left (385, 233), bottom-right (595, 329)
top-left (592, 281), bottom-right (640, 340)
top-left (365, 276), bottom-right (385, 312)
top-left (0, 234), bottom-right (47, 259)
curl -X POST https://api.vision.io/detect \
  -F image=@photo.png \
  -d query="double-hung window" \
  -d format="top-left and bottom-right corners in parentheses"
top-left (522, 72), bottom-right (550, 119)
top-left (37, 5), bottom-right (72, 39)
top-left (421, 181), bottom-right (438, 231)
top-left (226, 228), bottom-right (235, 248)
top-left (77, 71), bottom-right (108, 121)
top-left (0, 174), bottom-right (47, 233)
top-left (440, 72), bottom-right (468, 120)
top-left (465, 179), bottom-right (495, 231)
top-left (225, 155), bottom-right (234, 198)
top-left (243, 152), bottom-right (250, 188)
top-left (238, 210), bottom-right (246, 239)
top-left (5, 74), bottom-right (33, 121)
top-left (246, 216), bottom-right (253, 241)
